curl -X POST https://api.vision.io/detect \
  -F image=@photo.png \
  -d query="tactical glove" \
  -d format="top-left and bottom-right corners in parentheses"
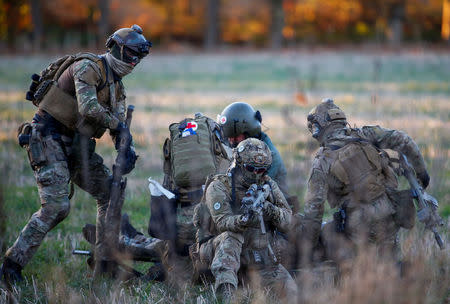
top-left (262, 201), bottom-right (279, 220)
top-left (417, 170), bottom-right (430, 189)
top-left (112, 122), bottom-right (132, 151)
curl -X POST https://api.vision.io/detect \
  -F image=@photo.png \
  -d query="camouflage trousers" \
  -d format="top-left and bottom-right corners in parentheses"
top-left (205, 231), bottom-right (298, 300)
top-left (5, 131), bottom-right (111, 267)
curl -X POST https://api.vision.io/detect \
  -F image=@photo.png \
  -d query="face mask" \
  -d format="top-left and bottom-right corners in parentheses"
top-left (105, 52), bottom-right (135, 77)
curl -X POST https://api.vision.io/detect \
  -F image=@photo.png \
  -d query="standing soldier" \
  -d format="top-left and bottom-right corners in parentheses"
top-left (301, 98), bottom-right (431, 269)
top-left (0, 25), bottom-right (151, 284)
top-left (191, 138), bottom-right (298, 302)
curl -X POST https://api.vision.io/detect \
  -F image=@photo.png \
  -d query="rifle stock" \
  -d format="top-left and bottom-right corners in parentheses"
top-left (400, 154), bottom-right (444, 250)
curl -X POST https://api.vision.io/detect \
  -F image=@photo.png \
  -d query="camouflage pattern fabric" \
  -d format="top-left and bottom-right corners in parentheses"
top-left (302, 124), bottom-right (428, 265)
top-left (72, 58), bottom-right (126, 130)
top-left (5, 57), bottom-right (128, 269)
top-left (201, 170), bottom-right (297, 299)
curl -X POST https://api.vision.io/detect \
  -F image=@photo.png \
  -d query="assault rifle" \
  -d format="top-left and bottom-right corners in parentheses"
top-left (399, 154), bottom-right (444, 250)
top-left (241, 184), bottom-right (277, 262)
top-left (95, 105), bottom-right (135, 276)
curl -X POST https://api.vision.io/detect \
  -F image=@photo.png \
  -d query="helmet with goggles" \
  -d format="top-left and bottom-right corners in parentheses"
top-left (106, 24), bottom-right (152, 65)
top-left (307, 98), bottom-right (346, 139)
top-left (234, 138), bottom-right (272, 173)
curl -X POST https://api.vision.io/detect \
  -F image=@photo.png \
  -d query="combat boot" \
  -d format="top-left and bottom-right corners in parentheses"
top-left (0, 258), bottom-right (23, 286)
top-left (216, 283), bottom-right (235, 304)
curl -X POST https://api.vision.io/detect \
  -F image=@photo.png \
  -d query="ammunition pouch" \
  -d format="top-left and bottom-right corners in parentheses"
top-left (387, 188), bottom-right (416, 229)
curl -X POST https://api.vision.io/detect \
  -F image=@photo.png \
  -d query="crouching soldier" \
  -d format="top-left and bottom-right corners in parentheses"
top-left (190, 138), bottom-right (298, 303)
top-left (300, 98), bottom-right (432, 271)
top-left (0, 25), bottom-right (151, 284)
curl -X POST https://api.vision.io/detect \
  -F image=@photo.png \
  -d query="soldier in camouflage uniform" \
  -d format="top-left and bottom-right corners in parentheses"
top-left (192, 138), bottom-right (298, 302)
top-left (0, 25), bottom-right (151, 284)
top-left (301, 98), bottom-right (430, 269)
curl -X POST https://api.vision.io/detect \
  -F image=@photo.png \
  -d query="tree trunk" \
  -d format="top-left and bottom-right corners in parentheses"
top-left (98, 0), bottom-right (110, 48)
top-left (270, 0), bottom-right (284, 49)
top-left (443, 0), bottom-right (450, 43)
top-left (388, 1), bottom-right (405, 45)
top-left (30, 0), bottom-right (43, 52)
top-left (205, 0), bottom-right (220, 49)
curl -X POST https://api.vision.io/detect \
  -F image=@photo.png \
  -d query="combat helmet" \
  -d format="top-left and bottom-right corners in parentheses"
top-left (106, 24), bottom-right (152, 65)
top-left (218, 102), bottom-right (262, 139)
top-left (234, 138), bottom-right (272, 172)
top-left (307, 98), bottom-right (346, 139)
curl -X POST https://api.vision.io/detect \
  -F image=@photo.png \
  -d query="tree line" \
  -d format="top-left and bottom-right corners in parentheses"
top-left (0, 0), bottom-right (448, 52)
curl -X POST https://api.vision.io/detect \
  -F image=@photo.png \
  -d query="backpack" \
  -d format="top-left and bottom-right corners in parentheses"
top-left (329, 140), bottom-right (395, 205)
top-left (24, 53), bottom-right (108, 130)
top-left (162, 113), bottom-right (231, 203)
top-left (26, 52), bottom-right (107, 107)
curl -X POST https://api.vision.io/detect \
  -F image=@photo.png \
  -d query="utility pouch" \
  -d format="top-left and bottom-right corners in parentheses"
top-left (27, 128), bottom-right (47, 169)
top-left (387, 188), bottom-right (416, 229)
top-left (75, 117), bottom-right (106, 139)
top-left (333, 207), bottom-right (347, 233)
top-left (17, 122), bottom-right (32, 147)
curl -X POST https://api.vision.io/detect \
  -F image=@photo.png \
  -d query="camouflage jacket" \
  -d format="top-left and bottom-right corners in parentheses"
top-left (204, 173), bottom-right (292, 250)
top-left (57, 57), bottom-right (126, 132)
top-left (303, 125), bottom-right (428, 244)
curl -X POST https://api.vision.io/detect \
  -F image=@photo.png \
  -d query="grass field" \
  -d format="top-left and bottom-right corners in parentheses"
top-left (0, 50), bottom-right (449, 303)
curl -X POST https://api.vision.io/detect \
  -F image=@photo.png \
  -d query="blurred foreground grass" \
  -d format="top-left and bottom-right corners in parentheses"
top-left (0, 51), bottom-right (449, 303)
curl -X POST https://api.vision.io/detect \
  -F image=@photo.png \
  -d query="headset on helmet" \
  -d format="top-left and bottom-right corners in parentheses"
top-left (307, 98), bottom-right (346, 138)
top-left (106, 24), bottom-right (152, 64)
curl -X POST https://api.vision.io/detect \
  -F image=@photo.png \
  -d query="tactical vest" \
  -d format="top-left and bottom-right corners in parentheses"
top-left (328, 140), bottom-right (397, 206)
top-left (26, 53), bottom-right (112, 138)
top-left (162, 114), bottom-right (231, 203)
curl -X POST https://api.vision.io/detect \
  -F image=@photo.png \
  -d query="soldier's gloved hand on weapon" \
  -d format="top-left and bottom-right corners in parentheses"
top-left (112, 122), bottom-right (138, 174)
top-left (112, 122), bottom-right (132, 151)
top-left (261, 201), bottom-right (279, 220)
top-left (238, 210), bottom-right (260, 228)
top-left (416, 170), bottom-right (430, 189)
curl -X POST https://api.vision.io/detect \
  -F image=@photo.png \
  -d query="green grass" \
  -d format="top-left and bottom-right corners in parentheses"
top-left (0, 51), bottom-right (449, 303)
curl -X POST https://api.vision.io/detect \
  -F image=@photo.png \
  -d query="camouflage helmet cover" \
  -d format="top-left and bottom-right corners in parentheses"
top-left (234, 138), bottom-right (272, 168)
top-left (218, 102), bottom-right (262, 138)
top-left (106, 24), bottom-right (152, 57)
top-left (307, 98), bottom-right (346, 138)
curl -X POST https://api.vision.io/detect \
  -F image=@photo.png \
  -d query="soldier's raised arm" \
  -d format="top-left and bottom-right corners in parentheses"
top-left (358, 125), bottom-right (430, 188)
